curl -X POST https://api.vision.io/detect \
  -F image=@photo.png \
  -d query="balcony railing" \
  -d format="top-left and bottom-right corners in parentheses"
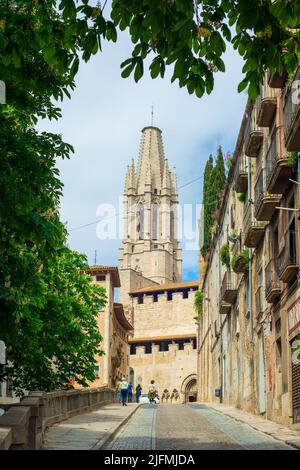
top-left (256, 82), bottom-right (277, 127)
top-left (220, 270), bottom-right (238, 305)
top-left (254, 168), bottom-right (281, 221)
top-left (243, 201), bottom-right (265, 248)
top-left (234, 153), bottom-right (248, 193)
top-left (255, 286), bottom-right (264, 316)
top-left (283, 67), bottom-right (300, 151)
top-left (244, 106), bottom-right (264, 157)
top-left (265, 259), bottom-right (281, 303)
top-left (266, 128), bottom-right (294, 194)
top-left (278, 230), bottom-right (299, 283)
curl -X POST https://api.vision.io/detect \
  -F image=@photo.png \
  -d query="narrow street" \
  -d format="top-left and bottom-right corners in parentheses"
top-left (105, 404), bottom-right (294, 451)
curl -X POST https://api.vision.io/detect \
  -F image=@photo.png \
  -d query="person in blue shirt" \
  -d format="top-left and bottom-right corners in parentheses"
top-left (127, 382), bottom-right (133, 403)
top-left (136, 384), bottom-right (142, 403)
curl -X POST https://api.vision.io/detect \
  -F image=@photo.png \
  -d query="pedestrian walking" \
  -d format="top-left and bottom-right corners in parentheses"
top-left (148, 379), bottom-right (157, 405)
top-left (116, 379), bottom-right (122, 404)
top-left (120, 376), bottom-right (128, 406)
top-left (136, 383), bottom-right (142, 403)
top-left (127, 382), bottom-right (133, 403)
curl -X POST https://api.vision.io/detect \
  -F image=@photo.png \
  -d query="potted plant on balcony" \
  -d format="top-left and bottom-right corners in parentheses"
top-left (287, 151), bottom-right (298, 166)
top-left (231, 249), bottom-right (250, 273)
top-left (220, 243), bottom-right (230, 269)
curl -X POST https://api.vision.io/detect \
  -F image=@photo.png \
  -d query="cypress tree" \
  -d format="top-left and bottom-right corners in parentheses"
top-left (201, 155), bottom-right (214, 255)
top-left (201, 147), bottom-right (226, 256)
top-left (214, 145), bottom-right (226, 207)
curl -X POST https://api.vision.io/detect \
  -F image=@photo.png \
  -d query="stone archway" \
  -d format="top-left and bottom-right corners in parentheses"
top-left (181, 374), bottom-right (197, 403)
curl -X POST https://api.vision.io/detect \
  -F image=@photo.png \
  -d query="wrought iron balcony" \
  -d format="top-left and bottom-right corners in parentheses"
top-left (243, 201), bottom-right (265, 248)
top-left (234, 153), bottom-right (248, 193)
top-left (278, 230), bottom-right (299, 283)
top-left (255, 286), bottom-right (264, 316)
top-left (254, 168), bottom-right (281, 221)
top-left (265, 259), bottom-right (281, 303)
top-left (220, 270), bottom-right (238, 305)
top-left (219, 301), bottom-right (232, 315)
top-left (256, 82), bottom-right (277, 127)
top-left (283, 67), bottom-right (300, 151)
top-left (266, 128), bottom-right (295, 194)
top-left (244, 106), bottom-right (264, 158)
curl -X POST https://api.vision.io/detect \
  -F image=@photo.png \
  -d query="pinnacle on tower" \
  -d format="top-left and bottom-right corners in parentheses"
top-left (128, 158), bottom-right (136, 191)
top-left (162, 158), bottom-right (171, 190)
top-left (171, 167), bottom-right (178, 196)
top-left (124, 164), bottom-right (130, 192)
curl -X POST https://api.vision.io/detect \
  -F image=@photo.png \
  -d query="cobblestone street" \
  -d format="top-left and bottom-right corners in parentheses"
top-left (105, 404), bottom-right (295, 450)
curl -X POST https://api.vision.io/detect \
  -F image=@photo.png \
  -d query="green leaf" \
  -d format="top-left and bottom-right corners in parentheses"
top-left (121, 60), bottom-right (135, 78)
top-left (134, 58), bottom-right (143, 82)
top-left (237, 78), bottom-right (248, 93)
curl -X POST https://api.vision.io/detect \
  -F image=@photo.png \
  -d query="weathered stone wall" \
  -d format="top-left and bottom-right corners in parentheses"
top-left (130, 342), bottom-right (197, 403)
top-left (198, 83), bottom-right (300, 426)
top-left (129, 289), bottom-right (197, 401)
top-left (0, 388), bottom-right (116, 450)
top-left (132, 290), bottom-right (197, 339)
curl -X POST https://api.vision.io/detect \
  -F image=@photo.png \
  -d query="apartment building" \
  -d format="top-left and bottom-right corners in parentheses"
top-left (198, 68), bottom-right (300, 425)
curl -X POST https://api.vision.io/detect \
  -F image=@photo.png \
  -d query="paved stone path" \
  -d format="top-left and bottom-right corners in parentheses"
top-left (42, 403), bottom-right (139, 450)
top-left (106, 404), bottom-right (294, 450)
top-left (207, 402), bottom-right (300, 449)
top-left (104, 405), bottom-right (156, 450)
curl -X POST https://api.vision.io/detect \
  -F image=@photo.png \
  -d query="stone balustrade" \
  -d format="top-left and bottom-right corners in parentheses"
top-left (0, 387), bottom-right (116, 450)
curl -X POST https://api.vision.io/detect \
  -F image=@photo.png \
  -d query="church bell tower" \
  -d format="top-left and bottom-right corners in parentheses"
top-left (118, 126), bottom-right (182, 285)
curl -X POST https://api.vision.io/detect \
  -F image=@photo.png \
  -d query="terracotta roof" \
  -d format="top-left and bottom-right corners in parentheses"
top-left (130, 280), bottom-right (199, 295)
top-left (114, 303), bottom-right (133, 331)
top-left (129, 333), bottom-right (197, 343)
top-left (84, 265), bottom-right (120, 288)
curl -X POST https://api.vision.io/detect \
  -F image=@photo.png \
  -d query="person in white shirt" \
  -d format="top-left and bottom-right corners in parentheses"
top-left (120, 377), bottom-right (128, 406)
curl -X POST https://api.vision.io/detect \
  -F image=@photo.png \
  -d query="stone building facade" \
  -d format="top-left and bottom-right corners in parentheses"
top-left (83, 266), bottom-right (133, 389)
top-left (198, 67), bottom-right (300, 425)
top-left (119, 126), bottom-right (198, 402)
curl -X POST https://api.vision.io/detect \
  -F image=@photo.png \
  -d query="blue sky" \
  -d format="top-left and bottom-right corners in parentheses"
top-left (40, 29), bottom-right (247, 282)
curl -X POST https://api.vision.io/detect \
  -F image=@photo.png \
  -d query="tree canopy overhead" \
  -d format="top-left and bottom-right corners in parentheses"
top-left (0, 0), bottom-right (300, 106)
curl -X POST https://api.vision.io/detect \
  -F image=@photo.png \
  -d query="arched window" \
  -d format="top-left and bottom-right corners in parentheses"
top-left (137, 203), bottom-right (144, 240)
top-left (152, 203), bottom-right (158, 240)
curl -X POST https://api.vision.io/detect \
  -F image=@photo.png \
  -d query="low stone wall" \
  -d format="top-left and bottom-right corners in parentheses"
top-left (0, 387), bottom-right (116, 450)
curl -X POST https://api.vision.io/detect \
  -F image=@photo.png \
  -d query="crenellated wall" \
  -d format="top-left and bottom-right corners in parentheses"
top-left (132, 289), bottom-right (197, 340)
top-left (130, 341), bottom-right (197, 403)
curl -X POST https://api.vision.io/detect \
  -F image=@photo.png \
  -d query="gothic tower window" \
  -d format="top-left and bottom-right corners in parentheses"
top-left (137, 203), bottom-right (144, 240)
top-left (152, 203), bottom-right (158, 240)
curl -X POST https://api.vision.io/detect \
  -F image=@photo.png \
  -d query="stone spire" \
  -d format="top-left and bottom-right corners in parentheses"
top-left (119, 125), bottom-right (182, 286)
top-left (136, 126), bottom-right (165, 194)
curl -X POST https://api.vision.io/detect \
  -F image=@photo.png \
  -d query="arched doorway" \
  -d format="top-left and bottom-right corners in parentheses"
top-left (181, 374), bottom-right (197, 403)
